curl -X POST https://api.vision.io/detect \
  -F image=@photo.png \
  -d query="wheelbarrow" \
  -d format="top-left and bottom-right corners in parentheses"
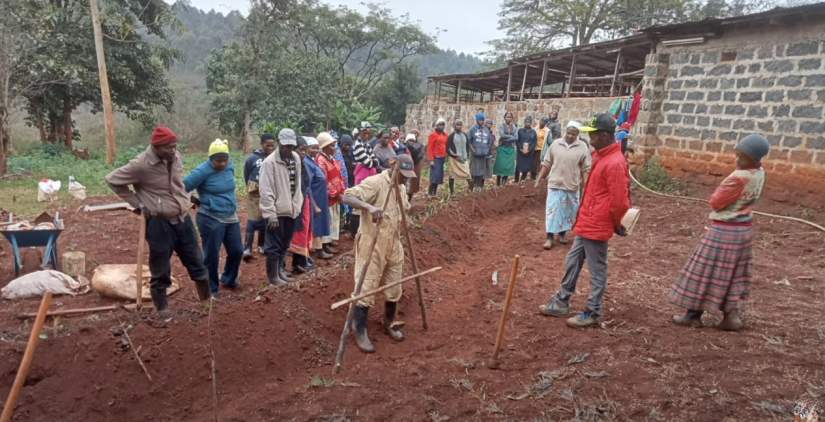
top-left (2, 221), bottom-right (63, 277)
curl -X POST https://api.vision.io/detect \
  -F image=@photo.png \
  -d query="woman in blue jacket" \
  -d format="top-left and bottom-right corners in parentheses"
top-left (184, 139), bottom-right (244, 296)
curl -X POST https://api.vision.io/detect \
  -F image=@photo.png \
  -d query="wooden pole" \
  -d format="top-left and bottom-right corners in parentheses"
top-left (1, 293), bottom-right (52, 422)
top-left (519, 65), bottom-right (528, 101)
top-left (135, 214), bottom-right (146, 310)
top-left (89, 0), bottom-right (116, 165)
top-left (17, 303), bottom-right (138, 320)
top-left (489, 256), bottom-right (520, 369)
top-left (456, 80), bottom-right (462, 105)
top-left (435, 82), bottom-right (441, 104)
top-left (333, 164), bottom-right (400, 374)
top-left (330, 267), bottom-right (442, 310)
top-left (538, 59), bottom-right (548, 100)
top-left (610, 49), bottom-right (623, 96)
top-left (392, 180), bottom-right (429, 330)
top-left (505, 66), bottom-right (513, 104)
top-left (565, 54), bottom-right (577, 98)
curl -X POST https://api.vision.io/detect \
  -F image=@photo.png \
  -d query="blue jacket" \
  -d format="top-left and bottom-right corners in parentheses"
top-left (243, 149), bottom-right (268, 185)
top-left (184, 159), bottom-right (238, 219)
top-left (305, 156), bottom-right (330, 237)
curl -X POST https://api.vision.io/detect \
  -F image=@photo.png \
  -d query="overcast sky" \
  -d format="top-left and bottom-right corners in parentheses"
top-left (183, 0), bottom-right (504, 55)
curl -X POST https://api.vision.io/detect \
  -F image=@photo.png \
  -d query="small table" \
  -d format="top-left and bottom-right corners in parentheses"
top-left (2, 227), bottom-right (63, 276)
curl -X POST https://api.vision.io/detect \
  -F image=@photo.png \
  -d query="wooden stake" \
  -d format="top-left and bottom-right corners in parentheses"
top-left (610, 49), bottom-right (623, 96)
top-left (1, 293), bottom-right (52, 422)
top-left (89, 0), bottom-right (116, 165)
top-left (121, 324), bottom-right (152, 382)
top-left (392, 180), bottom-right (429, 330)
top-left (333, 164), bottom-right (400, 374)
top-left (538, 59), bottom-right (548, 100)
top-left (505, 66), bottom-right (513, 104)
top-left (330, 267), bottom-right (442, 310)
top-left (135, 214), bottom-right (146, 309)
top-left (489, 255), bottom-right (520, 369)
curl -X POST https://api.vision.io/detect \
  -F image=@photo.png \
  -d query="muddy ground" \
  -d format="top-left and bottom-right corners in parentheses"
top-left (0, 182), bottom-right (823, 421)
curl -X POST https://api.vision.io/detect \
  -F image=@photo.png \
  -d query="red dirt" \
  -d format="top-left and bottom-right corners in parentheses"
top-left (0, 182), bottom-right (824, 421)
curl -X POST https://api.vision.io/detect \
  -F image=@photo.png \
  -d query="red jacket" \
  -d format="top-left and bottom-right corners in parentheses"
top-left (427, 131), bottom-right (448, 161)
top-left (316, 153), bottom-right (345, 205)
top-left (573, 143), bottom-right (630, 241)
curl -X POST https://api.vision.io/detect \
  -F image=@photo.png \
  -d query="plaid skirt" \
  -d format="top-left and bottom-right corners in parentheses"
top-left (670, 222), bottom-right (753, 312)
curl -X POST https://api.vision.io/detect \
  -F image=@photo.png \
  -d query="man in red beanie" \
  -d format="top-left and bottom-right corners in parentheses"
top-left (106, 126), bottom-right (210, 317)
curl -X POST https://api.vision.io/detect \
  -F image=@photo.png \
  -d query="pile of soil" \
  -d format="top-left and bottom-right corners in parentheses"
top-left (0, 184), bottom-right (823, 421)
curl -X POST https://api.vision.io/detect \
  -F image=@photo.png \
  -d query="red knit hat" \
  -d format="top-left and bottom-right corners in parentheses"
top-left (151, 126), bottom-right (178, 146)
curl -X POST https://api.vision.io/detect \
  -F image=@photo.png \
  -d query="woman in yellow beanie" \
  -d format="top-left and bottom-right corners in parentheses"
top-left (184, 139), bottom-right (244, 296)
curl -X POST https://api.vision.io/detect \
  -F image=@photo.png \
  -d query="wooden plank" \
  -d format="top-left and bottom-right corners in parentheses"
top-left (565, 54), bottom-right (577, 98)
top-left (610, 49), bottom-right (624, 96)
top-left (505, 66), bottom-right (513, 104)
top-left (537, 59), bottom-right (548, 100)
top-left (519, 64), bottom-right (528, 101)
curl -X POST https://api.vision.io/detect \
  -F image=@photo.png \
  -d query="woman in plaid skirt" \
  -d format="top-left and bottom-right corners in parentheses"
top-left (670, 134), bottom-right (770, 331)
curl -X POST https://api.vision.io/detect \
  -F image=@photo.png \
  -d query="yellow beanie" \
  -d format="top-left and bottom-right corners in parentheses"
top-left (208, 138), bottom-right (230, 157)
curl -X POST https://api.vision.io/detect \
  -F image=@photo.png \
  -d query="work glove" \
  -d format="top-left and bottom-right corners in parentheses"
top-left (615, 225), bottom-right (627, 237)
top-left (267, 217), bottom-right (280, 231)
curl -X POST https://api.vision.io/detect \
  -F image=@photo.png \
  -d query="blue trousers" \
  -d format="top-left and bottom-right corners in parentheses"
top-left (196, 213), bottom-right (244, 293)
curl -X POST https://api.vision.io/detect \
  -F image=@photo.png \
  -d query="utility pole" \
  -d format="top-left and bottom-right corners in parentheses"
top-left (89, 0), bottom-right (116, 165)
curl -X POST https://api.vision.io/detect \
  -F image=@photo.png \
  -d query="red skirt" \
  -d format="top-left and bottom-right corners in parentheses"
top-left (670, 222), bottom-right (753, 312)
top-left (289, 197), bottom-right (313, 257)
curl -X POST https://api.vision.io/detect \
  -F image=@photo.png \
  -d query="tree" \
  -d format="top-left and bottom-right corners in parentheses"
top-left (12, 0), bottom-right (176, 148)
top-left (489, 0), bottom-right (774, 59)
top-left (369, 64), bottom-right (422, 126)
top-left (0, 5), bottom-right (36, 175)
top-left (207, 0), bottom-right (435, 141)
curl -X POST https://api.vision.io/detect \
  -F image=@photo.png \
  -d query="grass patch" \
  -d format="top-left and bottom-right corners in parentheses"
top-left (633, 157), bottom-right (683, 194)
top-left (2, 144), bottom-right (248, 218)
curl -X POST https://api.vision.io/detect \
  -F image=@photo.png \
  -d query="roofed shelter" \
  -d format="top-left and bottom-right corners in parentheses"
top-left (427, 35), bottom-right (652, 103)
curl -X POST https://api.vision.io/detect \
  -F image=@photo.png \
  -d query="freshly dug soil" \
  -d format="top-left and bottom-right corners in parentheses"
top-left (0, 183), bottom-right (823, 421)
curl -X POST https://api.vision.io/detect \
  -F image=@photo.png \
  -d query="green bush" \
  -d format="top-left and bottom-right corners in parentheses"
top-left (634, 157), bottom-right (683, 194)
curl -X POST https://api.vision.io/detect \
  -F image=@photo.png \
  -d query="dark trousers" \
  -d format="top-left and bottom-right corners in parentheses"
top-left (264, 216), bottom-right (297, 258)
top-left (145, 215), bottom-right (208, 291)
top-left (244, 219), bottom-right (266, 251)
top-left (196, 214), bottom-right (244, 293)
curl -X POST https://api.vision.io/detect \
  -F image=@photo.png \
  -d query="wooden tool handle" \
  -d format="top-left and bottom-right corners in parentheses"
top-left (135, 215), bottom-right (146, 309)
top-left (1, 292), bottom-right (53, 422)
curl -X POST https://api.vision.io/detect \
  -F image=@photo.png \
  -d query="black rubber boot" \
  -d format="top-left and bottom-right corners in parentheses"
top-left (322, 243), bottom-right (336, 255)
top-left (194, 278), bottom-right (210, 301)
top-left (384, 301), bottom-right (404, 342)
top-left (352, 305), bottom-right (375, 353)
top-left (150, 287), bottom-right (170, 316)
top-left (448, 178), bottom-right (455, 195)
top-left (266, 255), bottom-right (286, 286)
top-left (278, 256), bottom-right (291, 283)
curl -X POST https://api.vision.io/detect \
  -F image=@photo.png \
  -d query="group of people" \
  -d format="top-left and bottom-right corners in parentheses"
top-left (532, 112), bottom-right (769, 332)
top-left (425, 110), bottom-right (567, 196)
top-left (104, 104), bottom-right (770, 350)
top-left (105, 123), bottom-right (422, 350)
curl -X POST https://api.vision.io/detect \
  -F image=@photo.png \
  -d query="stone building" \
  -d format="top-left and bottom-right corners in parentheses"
top-left (405, 3), bottom-right (825, 196)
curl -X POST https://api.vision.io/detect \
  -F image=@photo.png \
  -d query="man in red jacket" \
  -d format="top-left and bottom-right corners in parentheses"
top-left (538, 113), bottom-right (630, 328)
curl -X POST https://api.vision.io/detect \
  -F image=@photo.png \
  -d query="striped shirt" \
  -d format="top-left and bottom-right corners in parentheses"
top-left (353, 139), bottom-right (378, 169)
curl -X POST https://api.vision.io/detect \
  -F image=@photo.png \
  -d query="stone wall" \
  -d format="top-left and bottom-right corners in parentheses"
top-left (405, 97), bottom-right (616, 141)
top-left (405, 20), bottom-right (825, 198)
top-left (650, 21), bottom-right (825, 194)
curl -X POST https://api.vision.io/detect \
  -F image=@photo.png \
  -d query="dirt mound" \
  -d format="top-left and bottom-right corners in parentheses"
top-left (0, 184), bottom-right (823, 421)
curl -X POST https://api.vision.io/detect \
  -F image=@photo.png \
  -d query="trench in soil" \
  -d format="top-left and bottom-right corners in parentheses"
top-left (0, 184), bottom-right (824, 421)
